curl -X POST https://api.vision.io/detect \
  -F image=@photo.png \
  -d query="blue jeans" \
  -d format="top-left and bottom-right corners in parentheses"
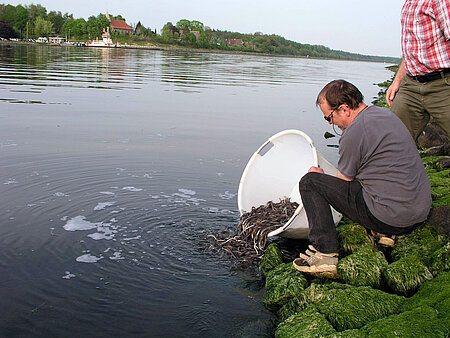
top-left (299, 172), bottom-right (422, 254)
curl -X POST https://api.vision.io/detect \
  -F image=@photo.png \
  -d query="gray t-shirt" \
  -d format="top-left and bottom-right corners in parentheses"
top-left (338, 105), bottom-right (431, 227)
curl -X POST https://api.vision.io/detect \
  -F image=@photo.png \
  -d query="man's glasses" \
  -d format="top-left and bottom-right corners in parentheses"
top-left (324, 109), bottom-right (335, 122)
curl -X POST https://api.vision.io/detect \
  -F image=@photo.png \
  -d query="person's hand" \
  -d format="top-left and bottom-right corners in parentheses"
top-left (308, 166), bottom-right (324, 174)
top-left (386, 82), bottom-right (400, 106)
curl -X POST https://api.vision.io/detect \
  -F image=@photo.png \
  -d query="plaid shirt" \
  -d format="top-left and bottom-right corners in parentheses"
top-left (401, 0), bottom-right (450, 76)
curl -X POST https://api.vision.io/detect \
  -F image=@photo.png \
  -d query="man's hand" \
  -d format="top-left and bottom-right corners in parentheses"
top-left (386, 59), bottom-right (406, 106)
top-left (386, 82), bottom-right (400, 106)
top-left (308, 166), bottom-right (324, 174)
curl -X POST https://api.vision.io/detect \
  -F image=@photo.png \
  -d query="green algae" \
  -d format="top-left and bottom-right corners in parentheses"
top-left (263, 263), bottom-right (308, 310)
top-left (391, 224), bottom-right (447, 264)
top-left (278, 282), bottom-right (404, 332)
top-left (426, 168), bottom-right (450, 207)
top-left (260, 243), bottom-right (284, 276)
top-left (359, 306), bottom-right (448, 337)
top-left (337, 247), bottom-right (388, 288)
top-left (402, 271), bottom-right (450, 322)
top-left (313, 286), bottom-right (404, 331)
top-left (277, 283), bottom-right (354, 322)
top-left (336, 222), bottom-right (373, 256)
top-left (383, 255), bottom-right (433, 296)
top-left (275, 305), bottom-right (336, 338)
top-left (428, 242), bottom-right (450, 276)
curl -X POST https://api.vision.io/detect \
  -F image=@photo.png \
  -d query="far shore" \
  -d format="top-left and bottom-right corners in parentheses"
top-left (0, 39), bottom-right (399, 64)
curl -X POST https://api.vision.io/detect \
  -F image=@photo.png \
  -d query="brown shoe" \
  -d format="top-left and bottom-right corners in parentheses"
top-left (293, 246), bottom-right (339, 279)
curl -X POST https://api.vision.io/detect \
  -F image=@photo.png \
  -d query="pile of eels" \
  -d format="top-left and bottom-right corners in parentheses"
top-left (209, 199), bottom-right (299, 264)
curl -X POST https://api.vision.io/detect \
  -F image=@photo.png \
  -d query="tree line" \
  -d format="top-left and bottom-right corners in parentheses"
top-left (0, 3), bottom-right (399, 63)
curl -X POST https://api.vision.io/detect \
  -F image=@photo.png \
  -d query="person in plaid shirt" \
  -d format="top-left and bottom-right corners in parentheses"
top-left (387, 0), bottom-right (450, 141)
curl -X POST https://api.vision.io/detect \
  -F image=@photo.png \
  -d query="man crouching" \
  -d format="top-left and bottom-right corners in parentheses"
top-left (294, 80), bottom-right (431, 278)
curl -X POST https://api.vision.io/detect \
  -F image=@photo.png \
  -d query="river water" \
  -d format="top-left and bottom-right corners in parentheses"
top-left (0, 44), bottom-right (392, 337)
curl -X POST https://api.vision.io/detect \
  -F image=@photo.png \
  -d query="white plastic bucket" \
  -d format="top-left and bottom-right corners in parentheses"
top-left (237, 130), bottom-right (342, 239)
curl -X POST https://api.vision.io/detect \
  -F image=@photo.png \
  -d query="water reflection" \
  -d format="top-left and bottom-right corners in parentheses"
top-left (0, 43), bottom-right (346, 102)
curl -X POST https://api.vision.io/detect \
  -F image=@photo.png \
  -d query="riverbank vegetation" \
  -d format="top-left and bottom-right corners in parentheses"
top-left (0, 3), bottom-right (399, 63)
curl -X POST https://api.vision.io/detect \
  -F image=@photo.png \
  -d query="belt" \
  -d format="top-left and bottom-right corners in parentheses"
top-left (408, 68), bottom-right (450, 83)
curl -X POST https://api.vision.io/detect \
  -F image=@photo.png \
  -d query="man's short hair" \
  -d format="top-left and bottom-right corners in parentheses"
top-left (316, 80), bottom-right (364, 110)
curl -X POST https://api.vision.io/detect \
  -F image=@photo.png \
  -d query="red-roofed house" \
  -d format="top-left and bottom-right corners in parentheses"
top-left (110, 19), bottom-right (133, 35)
top-left (105, 10), bottom-right (133, 35)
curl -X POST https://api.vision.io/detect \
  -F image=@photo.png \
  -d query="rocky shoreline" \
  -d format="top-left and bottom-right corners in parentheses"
top-left (259, 70), bottom-right (449, 337)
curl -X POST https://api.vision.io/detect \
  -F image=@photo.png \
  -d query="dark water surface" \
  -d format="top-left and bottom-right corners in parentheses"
top-left (0, 44), bottom-right (392, 337)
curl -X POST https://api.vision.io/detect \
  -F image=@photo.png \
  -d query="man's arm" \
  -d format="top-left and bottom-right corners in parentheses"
top-left (386, 59), bottom-right (406, 106)
top-left (337, 170), bottom-right (353, 181)
top-left (307, 166), bottom-right (354, 181)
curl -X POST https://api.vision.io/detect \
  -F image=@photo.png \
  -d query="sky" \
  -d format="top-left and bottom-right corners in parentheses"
top-left (6, 0), bottom-right (405, 57)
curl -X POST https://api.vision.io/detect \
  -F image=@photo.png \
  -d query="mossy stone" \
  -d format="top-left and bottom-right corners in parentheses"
top-left (277, 283), bottom-right (352, 323)
top-left (327, 330), bottom-right (364, 338)
top-left (284, 282), bottom-right (404, 331)
top-left (263, 263), bottom-right (308, 310)
top-left (428, 242), bottom-right (450, 276)
top-left (383, 255), bottom-right (433, 296)
top-left (275, 305), bottom-right (336, 338)
top-left (391, 224), bottom-right (447, 264)
top-left (337, 222), bottom-right (373, 256)
top-left (402, 271), bottom-right (450, 321)
top-left (337, 247), bottom-right (388, 288)
top-left (313, 286), bottom-right (404, 331)
top-left (359, 306), bottom-right (448, 337)
top-left (260, 243), bottom-right (284, 276)
top-left (426, 168), bottom-right (450, 207)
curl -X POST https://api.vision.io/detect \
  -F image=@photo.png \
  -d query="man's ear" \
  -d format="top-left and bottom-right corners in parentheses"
top-left (341, 104), bottom-right (351, 116)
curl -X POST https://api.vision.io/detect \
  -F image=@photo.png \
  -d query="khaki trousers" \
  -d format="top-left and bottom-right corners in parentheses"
top-left (390, 75), bottom-right (450, 141)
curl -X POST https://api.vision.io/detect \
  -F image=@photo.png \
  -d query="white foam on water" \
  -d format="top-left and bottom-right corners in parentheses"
top-left (219, 191), bottom-right (237, 200)
top-left (100, 191), bottom-right (115, 195)
top-left (62, 271), bottom-right (76, 279)
top-left (63, 216), bottom-right (101, 231)
top-left (54, 192), bottom-right (69, 197)
top-left (109, 251), bottom-right (125, 260)
top-left (150, 195), bottom-right (160, 199)
top-left (87, 225), bottom-right (116, 240)
top-left (217, 173), bottom-right (224, 177)
top-left (122, 186), bottom-right (143, 192)
top-left (61, 216), bottom-right (68, 221)
top-left (178, 189), bottom-right (196, 195)
top-left (143, 174), bottom-right (152, 179)
top-left (122, 235), bottom-right (141, 241)
top-left (94, 202), bottom-right (116, 211)
top-left (76, 254), bottom-right (103, 263)
top-left (4, 179), bottom-right (17, 185)
top-left (110, 218), bottom-right (118, 223)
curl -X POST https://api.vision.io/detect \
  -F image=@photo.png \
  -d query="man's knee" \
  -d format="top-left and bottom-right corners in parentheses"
top-left (299, 172), bottom-right (322, 192)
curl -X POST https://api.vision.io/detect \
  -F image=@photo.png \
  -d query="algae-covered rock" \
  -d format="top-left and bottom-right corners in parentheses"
top-left (426, 168), bottom-right (450, 207)
top-left (280, 282), bottom-right (404, 331)
top-left (275, 305), bottom-right (336, 338)
top-left (327, 330), bottom-right (364, 338)
top-left (402, 271), bottom-right (450, 321)
top-left (337, 247), bottom-right (388, 288)
top-left (260, 243), bottom-right (284, 276)
top-left (277, 283), bottom-right (352, 322)
top-left (277, 297), bottom-right (306, 322)
top-left (383, 255), bottom-right (433, 296)
top-left (263, 263), bottom-right (308, 309)
top-left (391, 224), bottom-right (447, 264)
top-left (359, 306), bottom-right (448, 337)
top-left (313, 286), bottom-right (404, 331)
top-left (428, 242), bottom-right (450, 276)
top-left (337, 222), bottom-right (373, 256)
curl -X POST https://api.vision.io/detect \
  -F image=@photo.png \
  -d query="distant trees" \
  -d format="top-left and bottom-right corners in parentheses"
top-left (0, 3), bottom-right (399, 63)
top-left (0, 20), bottom-right (17, 38)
